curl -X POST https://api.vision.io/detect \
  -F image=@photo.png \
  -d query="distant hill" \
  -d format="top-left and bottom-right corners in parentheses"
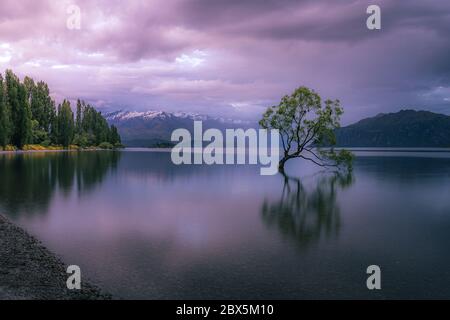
top-left (107, 109), bottom-right (450, 148)
top-left (105, 110), bottom-right (255, 147)
top-left (335, 110), bottom-right (450, 147)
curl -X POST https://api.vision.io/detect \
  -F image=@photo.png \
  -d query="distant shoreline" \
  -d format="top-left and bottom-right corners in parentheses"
top-left (0, 149), bottom-right (78, 154)
top-left (0, 214), bottom-right (110, 300)
top-left (0, 147), bottom-right (123, 155)
top-left (334, 147), bottom-right (450, 152)
top-left (2, 146), bottom-right (450, 155)
top-left (123, 146), bottom-right (450, 152)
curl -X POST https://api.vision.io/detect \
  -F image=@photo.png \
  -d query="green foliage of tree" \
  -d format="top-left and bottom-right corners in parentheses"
top-left (31, 119), bottom-right (48, 144)
top-left (31, 81), bottom-right (55, 133)
top-left (50, 108), bottom-right (59, 145)
top-left (98, 141), bottom-right (114, 149)
top-left (80, 105), bottom-right (111, 145)
top-left (0, 74), bottom-right (10, 148)
top-left (109, 125), bottom-right (121, 146)
top-left (72, 133), bottom-right (89, 148)
top-left (76, 99), bottom-right (83, 134)
top-left (259, 86), bottom-right (353, 174)
top-left (57, 100), bottom-right (75, 147)
top-left (23, 76), bottom-right (35, 104)
top-left (5, 70), bottom-right (32, 148)
top-left (0, 69), bottom-right (121, 150)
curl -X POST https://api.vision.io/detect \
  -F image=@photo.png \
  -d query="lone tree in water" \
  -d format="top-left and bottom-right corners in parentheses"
top-left (259, 86), bottom-right (353, 174)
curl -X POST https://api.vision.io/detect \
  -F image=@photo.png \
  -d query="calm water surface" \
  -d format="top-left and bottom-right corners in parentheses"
top-left (1, 149), bottom-right (450, 299)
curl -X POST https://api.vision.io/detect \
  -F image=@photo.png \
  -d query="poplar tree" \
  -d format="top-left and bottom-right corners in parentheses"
top-left (0, 74), bottom-right (10, 148)
top-left (76, 99), bottom-right (83, 134)
top-left (31, 81), bottom-right (55, 133)
top-left (5, 70), bottom-right (32, 148)
top-left (57, 100), bottom-right (75, 147)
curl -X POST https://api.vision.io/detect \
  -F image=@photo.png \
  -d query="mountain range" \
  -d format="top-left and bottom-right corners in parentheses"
top-left (106, 109), bottom-right (450, 148)
top-left (105, 110), bottom-right (254, 147)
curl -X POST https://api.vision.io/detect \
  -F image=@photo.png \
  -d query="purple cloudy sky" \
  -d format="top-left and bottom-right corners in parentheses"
top-left (0, 0), bottom-right (449, 124)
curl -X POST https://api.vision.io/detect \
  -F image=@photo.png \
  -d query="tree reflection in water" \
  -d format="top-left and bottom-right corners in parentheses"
top-left (0, 151), bottom-right (121, 218)
top-left (261, 171), bottom-right (353, 249)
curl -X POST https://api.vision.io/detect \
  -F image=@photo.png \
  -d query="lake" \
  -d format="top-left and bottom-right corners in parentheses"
top-left (1, 149), bottom-right (450, 299)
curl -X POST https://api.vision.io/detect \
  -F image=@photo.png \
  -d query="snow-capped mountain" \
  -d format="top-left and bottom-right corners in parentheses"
top-left (105, 110), bottom-right (255, 147)
top-left (106, 110), bottom-right (251, 124)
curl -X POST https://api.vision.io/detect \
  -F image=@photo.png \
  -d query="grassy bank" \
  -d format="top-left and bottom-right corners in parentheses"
top-left (0, 143), bottom-right (123, 152)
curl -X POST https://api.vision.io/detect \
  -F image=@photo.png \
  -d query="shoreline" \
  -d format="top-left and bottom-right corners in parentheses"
top-left (0, 214), bottom-right (110, 300)
top-left (0, 148), bottom-right (123, 155)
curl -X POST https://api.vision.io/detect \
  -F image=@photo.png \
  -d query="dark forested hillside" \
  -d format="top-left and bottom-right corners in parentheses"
top-left (335, 110), bottom-right (450, 147)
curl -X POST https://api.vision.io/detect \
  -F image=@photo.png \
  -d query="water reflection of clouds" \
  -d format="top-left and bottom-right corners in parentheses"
top-left (4, 151), bottom-right (450, 298)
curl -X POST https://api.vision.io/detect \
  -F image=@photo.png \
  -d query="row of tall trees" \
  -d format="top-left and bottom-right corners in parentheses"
top-left (0, 70), bottom-right (121, 149)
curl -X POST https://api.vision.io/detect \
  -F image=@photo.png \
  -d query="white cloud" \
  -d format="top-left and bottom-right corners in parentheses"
top-left (175, 50), bottom-right (207, 68)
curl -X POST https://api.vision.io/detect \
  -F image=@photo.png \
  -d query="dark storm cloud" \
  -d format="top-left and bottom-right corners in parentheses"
top-left (0, 0), bottom-right (448, 122)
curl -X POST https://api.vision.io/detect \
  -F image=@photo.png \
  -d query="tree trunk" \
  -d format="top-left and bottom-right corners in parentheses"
top-left (278, 156), bottom-right (288, 174)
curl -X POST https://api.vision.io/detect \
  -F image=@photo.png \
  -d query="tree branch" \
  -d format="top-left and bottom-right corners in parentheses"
top-left (298, 155), bottom-right (327, 167)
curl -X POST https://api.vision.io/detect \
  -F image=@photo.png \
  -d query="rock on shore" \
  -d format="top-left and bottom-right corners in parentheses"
top-left (0, 215), bottom-right (110, 300)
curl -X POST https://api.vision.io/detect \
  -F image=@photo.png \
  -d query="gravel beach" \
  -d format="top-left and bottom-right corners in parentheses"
top-left (0, 214), bottom-right (109, 300)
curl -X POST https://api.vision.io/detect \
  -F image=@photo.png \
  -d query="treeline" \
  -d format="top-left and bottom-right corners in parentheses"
top-left (0, 69), bottom-right (121, 149)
